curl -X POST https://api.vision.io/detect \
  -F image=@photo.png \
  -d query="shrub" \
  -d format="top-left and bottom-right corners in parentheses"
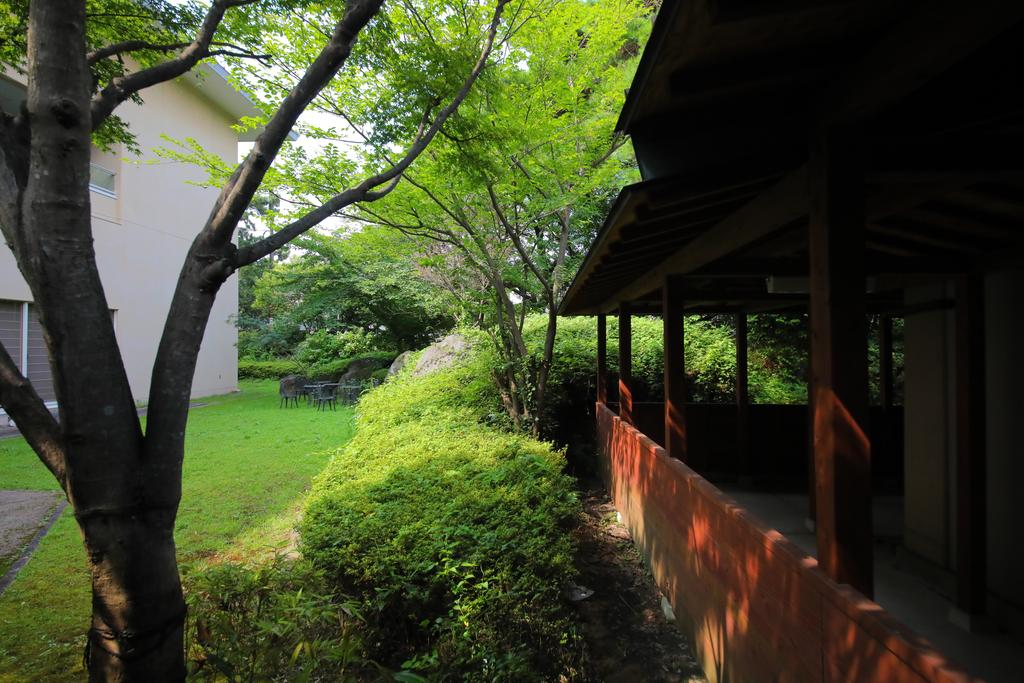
top-left (237, 320), bottom-right (306, 360)
top-left (305, 351), bottom-right (396, 382)
top-left (301, 337), bottom-right (585, 681)
top-left (238, 358), bottom-right (303, 380)
top-left (294, 329), bottom-right (393, 367)
top-left (184, 556), bottom-right (367, 681)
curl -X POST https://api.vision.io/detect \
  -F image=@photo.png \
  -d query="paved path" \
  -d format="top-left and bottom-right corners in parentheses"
top-left (0, 490), bottom-right (66, 595)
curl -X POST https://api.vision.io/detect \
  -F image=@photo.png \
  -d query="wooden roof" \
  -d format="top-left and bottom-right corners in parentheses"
top-left (559, 0), bottom-right (1024, 315)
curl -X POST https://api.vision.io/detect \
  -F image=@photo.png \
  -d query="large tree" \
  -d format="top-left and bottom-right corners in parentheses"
top-left (244, 227), bottom-right (455, 355)
top-left (352, 0), bottom-right (648, 433)
top-left (0, 0), bottom-right (511, 679)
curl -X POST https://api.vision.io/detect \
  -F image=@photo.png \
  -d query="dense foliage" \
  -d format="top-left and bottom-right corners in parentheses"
top-left (301, 335), bottom-right (584, 681)
top-left (355, 0), bottom-right (651, 433)
top-left (237, 358), bottom-right (305, 380)
top-left (185, 557), bottom-right (366, 682)
top-left (238, 352), bottom-right (396, 382)
top-left (240, 230), bottom-right (454, 360)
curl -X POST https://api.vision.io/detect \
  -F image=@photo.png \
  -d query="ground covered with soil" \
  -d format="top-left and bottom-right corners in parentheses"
top-left (572, 485), bottom-right (706, 683)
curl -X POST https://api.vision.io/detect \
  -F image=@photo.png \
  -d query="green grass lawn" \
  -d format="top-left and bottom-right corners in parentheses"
top-left (0, 380), bottom-right (354, 682)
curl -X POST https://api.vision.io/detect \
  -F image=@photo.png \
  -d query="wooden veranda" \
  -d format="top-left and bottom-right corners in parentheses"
top-left (559, 1), bottom-right (1024, 681)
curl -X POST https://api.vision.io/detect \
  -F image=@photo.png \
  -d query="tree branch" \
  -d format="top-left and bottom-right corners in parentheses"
top-left (201, 0), bottom-right (392, 253)
top-left (0, 345), bottom-right (66, 490)
top-left (234, 0), bottom-right (510, 267)
top-left (88, 39), bottom-right (269, 66)
top-left (90, 0), bottom-right (259, 131)
top-left (87, 40), bottom-right (191, 65)
top-left (486, 183), bottom-right (551, 293)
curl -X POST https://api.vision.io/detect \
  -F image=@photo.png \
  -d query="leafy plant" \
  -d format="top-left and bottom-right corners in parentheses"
top-left (300, 336), bottom-right (585, 681)
top-left (184, 556), bottom-right (366, 682)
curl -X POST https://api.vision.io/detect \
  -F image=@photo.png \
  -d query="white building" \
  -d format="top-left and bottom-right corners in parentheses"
top-left (0, 63), bottom-right (252, 408)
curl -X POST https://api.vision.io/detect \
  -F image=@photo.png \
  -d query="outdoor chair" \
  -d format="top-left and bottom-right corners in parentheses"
top-left (314, 383), bottom-right (339, 412)
top-left (279, 377), bottom-right (301, 408)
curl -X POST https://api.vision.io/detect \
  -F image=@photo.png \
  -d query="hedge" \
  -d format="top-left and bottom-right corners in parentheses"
top-left (238, 352), bottom-right (396, 382)
top-left (301, 335), bottom-right (585, 681)
top-left (305, 351), bottom-right (396, 382)
top-left (237, 358), bottom-right (303, 380)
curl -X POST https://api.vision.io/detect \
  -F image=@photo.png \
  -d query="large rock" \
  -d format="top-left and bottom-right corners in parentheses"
top-left (387, 350), bottom-right (414, 377)
top-left (412, 334), bottom-right (470, 377)
top-left (337, 357), bottom-right (382, 384)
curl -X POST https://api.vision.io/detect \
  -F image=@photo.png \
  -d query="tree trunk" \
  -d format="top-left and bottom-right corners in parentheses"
top-left (82, 508), bottom-right (186, 682)
top-left (530, 306), bottom-right (558, 438)
top-left (12, 2), bottom-right (192, 680)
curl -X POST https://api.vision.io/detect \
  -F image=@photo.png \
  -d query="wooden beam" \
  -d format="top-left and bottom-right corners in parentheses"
top-left (736, 312), bottom-right (751, 483)
top-left (868, 221), bottom-right (990, 254)
top-left (816, 0), bottom-right (1024, 127)
top-left (618, 305), bottom-right (633, 426)
top-left (866, 136), bottom-right (1024, 183)
top-left (663, 276), bottom-right (687, 460)
top-left (612, 167), bottom-right (809, 306)
top-left (904, 207), bottom-right (1021, 240)
top-left (954, 273), bottom-right (987, 619)
top-left (597, 314), bottom-right (608, 405)
top-left (809, 129), bottom-right (873, 597)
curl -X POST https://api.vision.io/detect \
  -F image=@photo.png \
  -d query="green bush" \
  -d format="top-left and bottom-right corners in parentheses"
top-left (305, 351), bottom-right (396, 382)
top-left (369, 368), bottom-right (389, 383)
top-left (295, 329), bottom-right (393, 367)
top-left (238, 358), bottom-right (303, 380)
top-left (184, 556), bottom-right (367, 681)
top-left (301, 337), bottom-right (584, 681)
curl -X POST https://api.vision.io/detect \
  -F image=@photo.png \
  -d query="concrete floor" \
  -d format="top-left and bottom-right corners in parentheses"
top-left (719, 487), bottom-right (1024, 683)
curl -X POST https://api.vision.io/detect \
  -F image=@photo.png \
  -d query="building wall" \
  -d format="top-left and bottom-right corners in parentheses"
top-left (0, 73), bottom-right (238, 401)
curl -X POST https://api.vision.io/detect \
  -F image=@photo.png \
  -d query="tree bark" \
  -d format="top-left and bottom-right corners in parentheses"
top-left (2, 2), bottom-right (193, 681)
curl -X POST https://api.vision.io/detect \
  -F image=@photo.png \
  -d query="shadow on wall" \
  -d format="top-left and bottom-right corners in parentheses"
top-left (596, 403), bottom-right (978, 683)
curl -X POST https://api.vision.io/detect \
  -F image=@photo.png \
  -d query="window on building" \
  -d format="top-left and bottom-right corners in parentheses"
top-left (0, 300), bottom-right (55, 404)
top-left (1, 301), bottom-right (120, 410)
top-left (0, 301), bottom-right (22, 372)
top-left (89, 163), bottom-right (117, 198)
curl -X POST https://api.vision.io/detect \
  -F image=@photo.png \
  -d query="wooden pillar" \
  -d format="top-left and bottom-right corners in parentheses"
top-left (663, 276), bottom-right (687, 460)
top-left (953, 273), bottom-right (986, 621)
top-left (879, 315), bottom-right (894, 411)
top-left (806, 356), bottom-right (815, 532)
top-left (878, 314), bottom-right (894, 467)
top-left (597, 314), bottom-right (608, 405)
top-left (618, 304), bottom-right (633, 426)
top-left (809, 129), bottom-right (873, 598)
top-left (736, 312), bottom-right (751, 483)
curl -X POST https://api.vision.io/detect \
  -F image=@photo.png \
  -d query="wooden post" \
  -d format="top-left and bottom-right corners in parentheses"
top-left (806, 314), bottom-right (816, 530)
top-left (878, 314), bottom-right (894, 467)
top-left (663, 276), bottom-right (687, 460)
top-left (808, 128), bottom-right (873, 598)
top-left (597, 314), bottom-right (608, 405)
top-left (736, 312), bottom-right (751, 483)
top-left (618, 304), bottom-right (633, 425)
top-left (879, 315), bottom-right (894, 411)
top-left (953, 273), bottom-right (986, 623)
